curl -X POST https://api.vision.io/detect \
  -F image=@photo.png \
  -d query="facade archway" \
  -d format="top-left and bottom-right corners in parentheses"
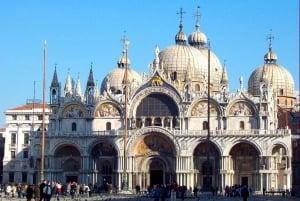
top-left (54, 145), bottom-right (81, 183)
top-left (90, 142), bottom-right (118, 188)
top-left (271, 144), bottom-right (288, 190)
top-left (229, 143), bottom-right (259, 187)
top-left (193, 141), bottom-right (221, 191)
top-left (132, 133), bottom-right (176, 189)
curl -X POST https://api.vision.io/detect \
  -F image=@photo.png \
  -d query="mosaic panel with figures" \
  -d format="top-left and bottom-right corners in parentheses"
top-left (135, 134), bottom-right (173, 155)
top-left (95, 103), bottom-right (120, 117)
top-left (191, 101), bottom-right (218, 117)
top-left (229, 101), bottom-right (254, 116)
top-left (62, 104), bottom-right (86, 118)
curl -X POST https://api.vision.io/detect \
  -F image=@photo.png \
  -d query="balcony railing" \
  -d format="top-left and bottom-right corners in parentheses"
top-left (31, 128), bottom-right (291, 137)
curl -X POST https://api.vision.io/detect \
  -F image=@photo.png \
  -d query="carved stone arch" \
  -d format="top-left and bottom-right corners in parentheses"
top-left (226, 99), bottom-right (257, 116)
top-left (139, 156), bottom-right (169, 172)
top-left (94, 101), bottom-right (122, 117)
top-left (190, 140), bottom-right (223, 157)
top-left (270, 142), bottom-right (290, 156)
top-left (61, 103), bottom-right (87, 118)
top-left (51, 141), bottom-right (83, 156)
top-left (129, 87), bottom-right (182, 117)
top-left (189, 99), bottom-right (221, 117)
top-left (53, 144), bottom-right (82, 172)
top-left (88, 140), bottom-right (120, 156)
top-left (223, 139), bottom-right (262, 156)
top-left (127, 127), bottom-right (180, 156)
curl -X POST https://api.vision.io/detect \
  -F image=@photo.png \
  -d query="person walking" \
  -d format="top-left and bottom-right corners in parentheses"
top-left (43, 182), bottom-right (52, 201)
top-left (26, 185), bottom-right (34, 201)
top-left (241, 185), bottom-right (249, 201)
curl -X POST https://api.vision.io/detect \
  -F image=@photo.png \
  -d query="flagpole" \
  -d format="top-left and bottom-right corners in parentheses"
top-left (40, 40), bottom-right (47, 183)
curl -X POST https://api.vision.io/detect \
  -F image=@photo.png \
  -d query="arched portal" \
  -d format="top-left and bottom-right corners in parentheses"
top-left (229, 143), bottom-right (259, 187)
top-left (193, 141), bottom-right (221, 191)
top-left (149, 158), bottom-right (165, 187)
top-left (90, 142), bottom-right (118, 188)
top-left (54, 145), bottom-right (81, 183)
top-left (272, 144), bottom-right (288, 190)
top-left (132, 133), bottom-right (176, 189)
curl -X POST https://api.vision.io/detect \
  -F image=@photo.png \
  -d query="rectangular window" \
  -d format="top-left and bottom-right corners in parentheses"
top-left (23, 150), bottom-right (28, 158)
top-left (24, 133), bottom-right (29, 144)
top-left (22, 172), bottom-right (27, 183)
top-left (25, 114), bottom-right (30, 120)
top-left (11, 151), bottom-right (16, 159)
top-left (9, 172), bottom-right (14, 183)
top-left (11, 133), bottom-right (16, 145)
top-left (38, 115), bottom-right (43, 120)
top-left (12, 115), bottom-right (17, 120)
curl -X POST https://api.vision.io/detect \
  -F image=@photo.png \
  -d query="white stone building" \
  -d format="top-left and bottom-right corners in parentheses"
top-left (2, 102), bottom-right (50, 183)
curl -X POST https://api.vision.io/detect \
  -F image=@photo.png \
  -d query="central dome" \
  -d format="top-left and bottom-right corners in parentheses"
top-left (159, 44), bottom-right (207, 81)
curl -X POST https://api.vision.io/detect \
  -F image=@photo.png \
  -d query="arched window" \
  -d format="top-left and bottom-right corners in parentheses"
top-left (72, 122), bottom-right (77, 131)
top-left (239, 121), bottom-right (245, 130)
top-left (203, 121), bottom-right (208, 130)
top-left (280, 89), bottom-right (284, 96)
top-left (195, 84), bottom-right (200, 92)
top-left (106, 122), bottom-right (111, 131)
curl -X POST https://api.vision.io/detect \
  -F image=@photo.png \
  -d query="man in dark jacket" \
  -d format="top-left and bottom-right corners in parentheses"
top-left (241, 185), bottom-right (249, 201)
top-left (39, 180), bottom-right (47, 201)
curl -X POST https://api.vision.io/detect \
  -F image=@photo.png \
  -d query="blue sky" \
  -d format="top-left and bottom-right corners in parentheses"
top-left (0, 0), bottom-right (299, 127)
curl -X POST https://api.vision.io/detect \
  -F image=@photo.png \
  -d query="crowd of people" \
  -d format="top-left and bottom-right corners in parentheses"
top-left (0, 181), bottom-right (94, 201)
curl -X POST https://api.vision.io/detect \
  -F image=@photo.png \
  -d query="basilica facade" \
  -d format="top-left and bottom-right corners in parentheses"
top-left (28, 12), bottom-right (296, 193)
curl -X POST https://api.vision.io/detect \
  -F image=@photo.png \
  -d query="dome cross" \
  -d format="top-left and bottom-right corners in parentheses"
top-left (194, 6), bottom-right (201, 27)
top-left (266, 29), bottom-right (274, 52)
top-left (177, 8), bottom-right (186, 25)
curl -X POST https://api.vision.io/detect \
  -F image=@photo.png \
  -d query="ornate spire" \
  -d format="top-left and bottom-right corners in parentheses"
top-left (50, 64), bottom-right (59, 88)
top-left (220, 61), bottom-right (229, 85)
top-left (64, 70), bottom-right (72, 96)
top-left (86, 63), bottom-right (95, 87)
top-left (75, 73), bottom-right (82, 97)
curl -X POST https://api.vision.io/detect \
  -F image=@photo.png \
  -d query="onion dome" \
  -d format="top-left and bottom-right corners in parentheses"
top-left (175, 24), bottom-right (187, 45)
top-left (188, 24), bottom-right (207, 48)
top-left (100, 48), bottom-right (142, 94)
top-left (248, 35), bottom-right (295, 98)
top-left (187, 7), bottom-right (223, 92)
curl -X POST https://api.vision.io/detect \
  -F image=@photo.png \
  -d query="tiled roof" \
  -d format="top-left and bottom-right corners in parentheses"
top-left (8, 103), bottom-right (50, 111)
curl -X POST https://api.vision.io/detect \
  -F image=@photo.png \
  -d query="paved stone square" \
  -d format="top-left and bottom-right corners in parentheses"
top-left (0, 192), bottom-right (299, 201)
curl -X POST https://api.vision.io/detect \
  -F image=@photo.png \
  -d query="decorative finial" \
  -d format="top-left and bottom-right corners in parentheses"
top-left (90, 62), bottom-right (93, 69)
top-left (194, 6), bottom-right (201, 27)
top-left (122, 31), bottom-right (130, 50)
top-left (266, 29), bottom-right (274, 52)
top-left (177, 8), bottom-right (186, 25)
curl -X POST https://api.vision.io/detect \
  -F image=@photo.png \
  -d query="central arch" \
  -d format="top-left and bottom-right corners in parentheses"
top-left (131, 132), bottom-right (176, 189)
top-left (149, 158), bottom-right (166, 187)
